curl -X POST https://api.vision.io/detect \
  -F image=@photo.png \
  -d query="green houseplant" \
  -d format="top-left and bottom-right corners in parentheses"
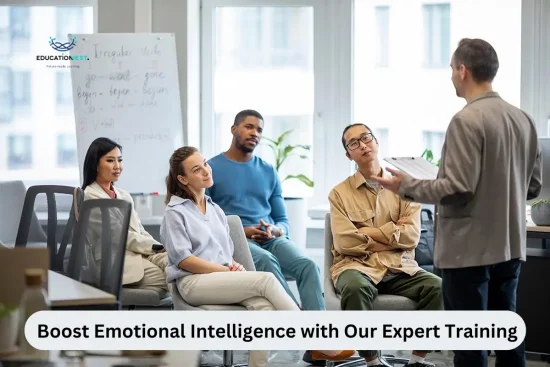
top-left (263, 129), bottom-right (314, 188)
top-left (421, 149), bottom-right (440, 167)
top-left (262, 129), bottom-right (313, 248)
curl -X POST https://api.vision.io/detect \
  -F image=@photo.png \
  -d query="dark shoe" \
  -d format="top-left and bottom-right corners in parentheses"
top-left (404, 361), bottom-right (436, 367)
top-left (302, 350), bottom-right (326, 366)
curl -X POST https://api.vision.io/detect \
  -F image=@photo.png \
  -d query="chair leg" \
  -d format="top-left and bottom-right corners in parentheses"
top-left (128, 305), bottom-right (136, 310)
top-left (222, 350), bottom-right (247, 367)
top-left (325, 356), bottom-right (365, 367)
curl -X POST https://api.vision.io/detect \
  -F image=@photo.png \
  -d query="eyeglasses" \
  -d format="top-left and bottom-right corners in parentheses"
top-left (346, 133), bottom-right (375, 151)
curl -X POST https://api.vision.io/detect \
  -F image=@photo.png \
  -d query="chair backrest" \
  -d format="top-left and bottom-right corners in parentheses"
top-left (68, 198), bottom-right (131, 304)
top-left (15, 185), bottom-right (83, 273)
top-left (323, 212), bottom-right (343, 310)
top-left (324, 213), bottom-right (335, 278)
top-left (0, 180), bottom-right (46, 246)
top-left (227, 215), bottom-right (256, 271)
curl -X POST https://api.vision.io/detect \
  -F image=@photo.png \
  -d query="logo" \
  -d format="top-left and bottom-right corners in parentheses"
top-left (37, 36), bottom-right (89, 67)
top-left (49, 36), bottom-right (77, 52)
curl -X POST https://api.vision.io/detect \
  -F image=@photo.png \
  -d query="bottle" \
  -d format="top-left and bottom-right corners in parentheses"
top-left (18, 268), bottom-right (50, 359)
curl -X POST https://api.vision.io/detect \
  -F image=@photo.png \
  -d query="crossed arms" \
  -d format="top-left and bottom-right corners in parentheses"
top-left (328, 189), bottom-right (421, 257)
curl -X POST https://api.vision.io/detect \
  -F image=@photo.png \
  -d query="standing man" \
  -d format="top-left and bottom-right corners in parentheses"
top-left (372, 38), bottom-right (542, 367)
top-left (206, 109), bottom-right (328, 365)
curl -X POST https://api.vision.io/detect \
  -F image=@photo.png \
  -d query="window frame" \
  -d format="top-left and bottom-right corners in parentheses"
top-left (7, 134), bottom-right (33, 170)
top-left (374, 5), bottom-right (390, 68)
top-left (422, 2), bottom-right (451, 69)
top-left (0, 0), bottom-right (97, 212)
top-left (200, 0), bottom-right (352, 207)
top-left (0, 66), bottom-right (13, 123)
top-left (520, 0), bottom-right (550, 136)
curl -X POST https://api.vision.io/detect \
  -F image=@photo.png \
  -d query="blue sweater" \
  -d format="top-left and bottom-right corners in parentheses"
top-left (206, 153), bottom-right (290, 235)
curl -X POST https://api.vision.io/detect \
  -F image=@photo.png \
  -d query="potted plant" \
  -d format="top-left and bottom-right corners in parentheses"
top-left (0, 304), bottom-right (19, 356)
top-left (263, 129), bottom-right (314, 249)
top-left (421, 149), bottom-right (440, 167)
top-left (530, 199), bottom-right (550, 226)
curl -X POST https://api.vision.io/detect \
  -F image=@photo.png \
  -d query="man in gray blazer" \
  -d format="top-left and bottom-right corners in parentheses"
top-left (372, 38), bottom-right (542, 367)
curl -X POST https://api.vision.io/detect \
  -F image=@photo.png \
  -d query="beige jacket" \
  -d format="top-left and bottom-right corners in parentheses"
top-left (329, 170), bottom-right (423, 285)
top-left (84, 182), bottom-right (160, 285)
top-left (399, 92), bottom-right (542, 269)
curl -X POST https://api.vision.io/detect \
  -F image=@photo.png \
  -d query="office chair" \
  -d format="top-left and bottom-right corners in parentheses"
top-left (324, 213), bottom-right (414, 367)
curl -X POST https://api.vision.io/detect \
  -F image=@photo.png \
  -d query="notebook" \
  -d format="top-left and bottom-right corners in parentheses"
top-left (383, 157), bottom-right (439, 180)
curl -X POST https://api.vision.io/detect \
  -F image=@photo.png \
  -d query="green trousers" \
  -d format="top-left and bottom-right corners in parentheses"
top-left (335, 269), bottom-right (443, 358)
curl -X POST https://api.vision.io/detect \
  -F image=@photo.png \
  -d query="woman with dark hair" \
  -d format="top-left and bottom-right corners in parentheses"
top-left (82, 137), bottom-right (168, 293)
top-left (161, 146), bottom-right (354, 367)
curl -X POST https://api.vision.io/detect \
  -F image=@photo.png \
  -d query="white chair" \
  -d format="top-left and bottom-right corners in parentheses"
top-left (170, 215), bottom-right (255, 367)
top-left (324, 213), bottom-right (414, 366)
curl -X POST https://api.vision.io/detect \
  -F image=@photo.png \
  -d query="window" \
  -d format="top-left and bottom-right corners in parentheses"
top-left (373, 127), bottom-right (389, 160)
top-left (0, 8), bottom-right (9, 56)
top-left (374, 6), bottom-right (389, 67)
top-left (56, 72), bottom-right (72, 105)
top-left (56, 7), bottom-right (84, 40)
top-left (422, 131), bottom-right (446, 158)
top-left (203, 4), bottom-right (317, 198)
top-left (423, 3), bottom-right (451, 68)
top-left (12, 71), bottom-right (31, 106)
top-left (8, 135), bottom-right (32, 169)
top-left (0, 67), bottom-right (12, 122)
top-left (10, 7), bottom-right (30, 52)
top-left (57, 134), bottom-right (77, 167)
top-left (354, 0), bottom-right (521, 165)
top-left (0, 5), bottom-right (93, 184)
top-left (217, 7), bottom-right (312, 69)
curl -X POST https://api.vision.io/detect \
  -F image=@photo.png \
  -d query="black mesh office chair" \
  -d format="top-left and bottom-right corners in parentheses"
top-left (15, 185), bottom-right (84, 274)
top-left (68, 198), bottom-right (131, 310)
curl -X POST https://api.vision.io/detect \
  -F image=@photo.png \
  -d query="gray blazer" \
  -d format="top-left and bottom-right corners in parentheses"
top-left (399, 92), bottom-right (542, 269)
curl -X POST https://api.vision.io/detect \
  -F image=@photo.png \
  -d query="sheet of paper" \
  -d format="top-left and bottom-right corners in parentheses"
top-left (383, 157), bottom-right (439, 180)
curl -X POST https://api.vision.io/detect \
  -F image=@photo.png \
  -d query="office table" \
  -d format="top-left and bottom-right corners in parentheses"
top-left (48, 270), bottom-right (117, 309)
top-left (526, 220), bottom-right (550, 249)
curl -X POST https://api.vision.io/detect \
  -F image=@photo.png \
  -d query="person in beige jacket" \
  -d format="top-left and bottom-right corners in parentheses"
top-left (81, 137), bottom-right (168, 291)
top-left (372, 39), bottom-right (542, 367)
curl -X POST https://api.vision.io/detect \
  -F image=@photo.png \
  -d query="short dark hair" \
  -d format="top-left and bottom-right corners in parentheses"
top-left (233, 109), bottom-right (264, 126)
top-left (341, 123), bottom-right (375, 151)
top-left (81, 137), bottom-right (122, 190)
top-left (453, 38), bottom-right (499, 83)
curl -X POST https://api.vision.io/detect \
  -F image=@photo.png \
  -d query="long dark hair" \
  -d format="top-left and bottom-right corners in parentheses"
top-left (81, 137), bottom-right (122, 190)
top-left (165, 146), bottom-right (199, 204)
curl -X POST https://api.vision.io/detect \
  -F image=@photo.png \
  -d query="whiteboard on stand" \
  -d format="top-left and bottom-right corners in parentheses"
top-left (69, 33), bottom-right (184, 194)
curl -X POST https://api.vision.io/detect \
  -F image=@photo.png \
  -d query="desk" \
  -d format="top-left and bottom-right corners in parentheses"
top-left (516, 248), bottom-right (550, 355)
top-left (526, 220), bottom-right (550, 249)
top-left (37, 212), bottom-right (163, 226)
top-left (48, 270), bottom-right (117, 309)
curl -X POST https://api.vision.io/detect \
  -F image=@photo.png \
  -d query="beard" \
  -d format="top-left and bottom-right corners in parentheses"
top-left (236, 139), bottom-right (255, 153)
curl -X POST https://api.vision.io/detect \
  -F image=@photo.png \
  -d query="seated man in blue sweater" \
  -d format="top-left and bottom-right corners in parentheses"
top-left (206, 110), bottom-right (326, 363)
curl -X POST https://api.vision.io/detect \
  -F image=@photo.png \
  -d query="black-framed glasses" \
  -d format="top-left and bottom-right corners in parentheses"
top-left (346, 133), bottom-right (375, 150)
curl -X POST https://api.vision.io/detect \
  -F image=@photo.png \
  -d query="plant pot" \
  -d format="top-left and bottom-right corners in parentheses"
top-left (284, 197), bottom-right (308, 250)
top-left (531, 203), bottom-right (550, 226)
top-left (0, 308), bottom-right (20, 356)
